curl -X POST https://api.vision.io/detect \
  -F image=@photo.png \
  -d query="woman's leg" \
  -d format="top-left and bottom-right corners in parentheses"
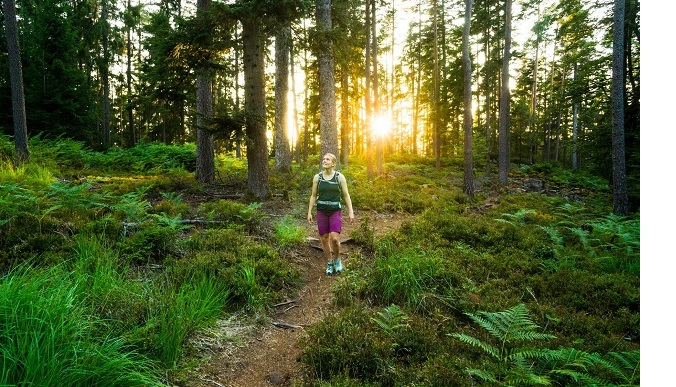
top-left (328, 211), bottom-right (343, 273)
top-left (317, 211), bottom-right (335, 274)
top-left (320, 233), bottom-right (332, 261)
top-left (329, 232), bottom-right (340, 260)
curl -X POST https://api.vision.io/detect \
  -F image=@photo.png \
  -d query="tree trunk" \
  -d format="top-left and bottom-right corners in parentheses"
top-left (413, 0), bottom-right (422, 156)
top-left (102, 0), bottom-right (111, 148)
top-left (372, 0), bottom-right (383, 175)
top-left (3, 0), bottom-right (29, 164)
top-left (572, 64), bottom-right (579, 170)
top-left (364, 0), bottom-right (374, 177)
top-left (529, 4), bottom-right (540, 164)
top-left (433, 0), bottom-right (440, 168)
top-left (484, 12), bottom-right (491, 177)
top-left (498, 0), bottom-right (512, 187)
top-left (290, 36), bottom-right (301, 164)
top-left (340, 67), bottom-right (349, 168)
top-left (462, 0), bottom-right (474, 201)
top-left (242, 17), bottom-right (270, 198)
top-left (611, 0), bottom-right (629, 215)
top-left (126, 0), bottom-right (135, 147)
top-left (274, 25), bottom-right (292, 172)
top-left (234, 25), bottom-right (242, 159)
top-left (316, 0), bottom-right (338, 166)
top-left (195, 0), bottom-right (215, 185)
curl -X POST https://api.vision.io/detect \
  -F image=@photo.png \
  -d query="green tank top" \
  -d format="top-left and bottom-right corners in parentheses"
top-left (316, 172), bottom-right (342, 213)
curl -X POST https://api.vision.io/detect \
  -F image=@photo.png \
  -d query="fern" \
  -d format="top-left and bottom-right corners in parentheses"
top-left (538, 225), bottom-right (563, 247)
top-left (370, 304), bottom-right (409, 334)
top-left (451, 304), bottom-right (630, 386)
top-left (595, 351), bottom-right (640, 386)
top-left (463, 304), bottom-right (556, 357)
top-left (495, 209), bottom-right (536, 227)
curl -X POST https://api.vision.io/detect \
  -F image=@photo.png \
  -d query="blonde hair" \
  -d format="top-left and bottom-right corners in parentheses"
top-left (324, 153), bottom-right (337, 164)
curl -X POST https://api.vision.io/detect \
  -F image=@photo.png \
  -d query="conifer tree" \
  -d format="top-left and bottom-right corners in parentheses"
top-left (2, 0), bottom-right (29, 163)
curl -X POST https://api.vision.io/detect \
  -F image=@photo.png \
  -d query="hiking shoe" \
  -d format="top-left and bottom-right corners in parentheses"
top-left (333, 257), bottom-right (343, 274)
top-left (325, 260), bottom-right (334, 276)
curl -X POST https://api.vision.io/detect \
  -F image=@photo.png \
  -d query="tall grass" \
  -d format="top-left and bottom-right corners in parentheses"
top-left (151, 272), bottom-right (230, 367)
top-left (0, 265), bottom-right (162, 386)
top-left (364, 246), bottom-right (457, 312)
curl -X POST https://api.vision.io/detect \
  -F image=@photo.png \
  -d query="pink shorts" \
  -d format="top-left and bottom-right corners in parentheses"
top-left (317, 210), bottom-right (342, 235)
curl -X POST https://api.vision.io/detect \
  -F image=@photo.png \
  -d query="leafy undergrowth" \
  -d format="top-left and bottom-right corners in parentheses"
top-left (301, 172), bottom-right (640, 386)
top-left (0, 137), bottom-right (302, 384)
top-left (0, 137), bottom-right (639, 386)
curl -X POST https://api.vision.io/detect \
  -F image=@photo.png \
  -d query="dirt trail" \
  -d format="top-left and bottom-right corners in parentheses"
top-left (183, 210), bottom-right (408, 387)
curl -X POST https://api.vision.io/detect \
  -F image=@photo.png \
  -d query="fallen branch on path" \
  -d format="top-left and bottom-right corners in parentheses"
top-left (284, 305), bottom-right (298, 313)
top-left (306, 237), bottom-right (353, 244)
top-left (272, 299), bottom-right (298, 308)
top-left (272, 321), bottom-right (302, 329)
top-left (308, 237), bottom-right (354, 251)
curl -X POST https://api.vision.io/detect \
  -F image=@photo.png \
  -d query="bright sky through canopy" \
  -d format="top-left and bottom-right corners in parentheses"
top-left (372, 114), bottom-right (392, 137)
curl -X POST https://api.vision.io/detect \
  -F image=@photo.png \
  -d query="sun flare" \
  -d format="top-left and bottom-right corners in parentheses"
top-left (372, 114), bottom-right (392, 137)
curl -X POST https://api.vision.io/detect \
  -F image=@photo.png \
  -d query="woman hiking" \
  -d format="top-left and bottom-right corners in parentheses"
top-left (307, 153), bottom-right (354, 275)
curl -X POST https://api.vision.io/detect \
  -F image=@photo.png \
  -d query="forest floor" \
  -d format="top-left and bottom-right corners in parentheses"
top-left (180, 199), bottom-right (410, 387)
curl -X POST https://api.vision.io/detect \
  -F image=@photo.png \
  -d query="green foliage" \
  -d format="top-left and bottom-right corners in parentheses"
top-left (273, 215), bottom-right (306, 249)
top-left (349, 213), bottom-right (376, 250)
top-left (0, 139), bottom-right (640, 385)
top-left (347, 161), bottom-right (452, 213)
top-left (111, 186), bottom-right (153, 223)
top-left (360, 246), bottom-right (459, 312)
top-left (452, 304), bottom-right (557, 362)
top-left (0, 265), bottom-right (163, 386)
top-left (537, 209), bottom-right (640, 275)
top-left (118, 221), bottom-right (183, 264)
top-left (370, 304), bottom-right (410, 339)
top-left (302, 304), bottom-right (454, 386)
top-left (301, 306), bottom-right (399, 383)
top-left (149, 272), bottom-right (230, 367)
top-left (198, 199), bottom-right (264, 232)
top-left (105, 143), bottom-right (197, 173)
top-left (451, 304), bottom-right (635, 386)
top-left (168, 228), bottom-right (301, 310)
top-left (520, 163), bottom-right (610, 192)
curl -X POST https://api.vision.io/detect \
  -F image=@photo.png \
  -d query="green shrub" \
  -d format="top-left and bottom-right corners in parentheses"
top-left (301, 306), bottom-right (397, 383)
top-left (273, 215), bottom-right (306, 249)
top-left (118, 221), bottom-right (182, 264)
top-left (168, 228), bottom-right (300, 309)
top-left (349, 213), bottom-right (376, 250)
top-left (198, 199), bottom-right (264, 232)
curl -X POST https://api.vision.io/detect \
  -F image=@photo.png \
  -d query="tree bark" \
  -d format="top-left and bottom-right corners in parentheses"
top-left (126, 0), bottom-right (135, 147)
top-left (462, 0), bottom-right (474, 201)
top-left (372, 0), bottom-right (382, 175)
top-left (498, 0), bottom-right (512, 187)
top-left (242, 17), bottom-right (270, 198)
top-left (364, 0), bottom-right (374, 177)
top-left (484, 8), bottom-right (491, 177)
top-left (316, 0), bottom-right (338, 166)
top-left (611, 0), bottom-right (629, 215)
top-left (274, 24), bottom-right (292, 172)
top-left (340, 66), bottom-right (350, 168)
top-left (195, 0), bottom-right (215, 185)
top-left (433, 0), bottom-right (440, 168)
top-left (102, 0), bottom-right (111, 148)
top-left (572, 63), bottom-right (579, 170)
top-left (3, 0), bottom-right (29, 164)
